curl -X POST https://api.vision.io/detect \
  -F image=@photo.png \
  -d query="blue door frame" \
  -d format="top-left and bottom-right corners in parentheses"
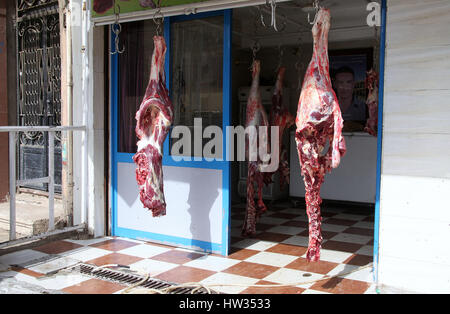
top-left (110, 10), bottom-right (232, 256)
top-left (373, 0), bottom-right (387, 283)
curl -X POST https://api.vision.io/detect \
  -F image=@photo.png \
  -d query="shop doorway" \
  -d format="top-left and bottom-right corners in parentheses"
top-left (228, 0), bottom-right (383, 280)
top-left (109, 1), bottom-right (386, 282)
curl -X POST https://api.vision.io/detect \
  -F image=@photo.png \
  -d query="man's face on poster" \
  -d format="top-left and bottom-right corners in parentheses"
top-left (335, 72), bottom-right (355, 100)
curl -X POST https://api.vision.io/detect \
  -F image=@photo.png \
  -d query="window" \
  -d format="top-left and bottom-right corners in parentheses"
top-left (169, 16), bottom-right (224, 157)
top-left (117, 21), bottom-right (158, 153)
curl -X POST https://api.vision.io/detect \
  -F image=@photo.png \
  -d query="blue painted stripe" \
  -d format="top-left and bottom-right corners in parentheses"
top-left (114, 227), bottom-right (222, 254)
top-left (116, 152), bottom-right (133, 163)
top-left (373, 0), bottom-right (387, 284)
top-left (221, 9), bottom-right (232, 256)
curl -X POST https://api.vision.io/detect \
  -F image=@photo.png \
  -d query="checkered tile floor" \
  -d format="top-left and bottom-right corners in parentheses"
top-left (0, 202), bottom-right (377, 294)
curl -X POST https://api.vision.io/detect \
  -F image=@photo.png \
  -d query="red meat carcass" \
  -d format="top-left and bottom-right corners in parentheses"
top-left (93, 0), bottom-right (113, 14)
top-left (133, 36), bottom-right (174, 217)
top-left (269, 67), bottom-right (295, 190)
top-left (295, 8), bottom-right (346, 262)
top-left (242, 60), bottom-right (271, 237)
top-left (364, 69), bottom-right (379, 137)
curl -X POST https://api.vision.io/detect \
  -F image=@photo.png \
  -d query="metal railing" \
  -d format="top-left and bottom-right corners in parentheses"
top-left (0, 125), bottom-right (86, 245)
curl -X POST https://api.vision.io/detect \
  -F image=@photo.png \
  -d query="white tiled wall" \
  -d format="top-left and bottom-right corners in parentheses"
top-left (378, 0), bottom-right (450, 293)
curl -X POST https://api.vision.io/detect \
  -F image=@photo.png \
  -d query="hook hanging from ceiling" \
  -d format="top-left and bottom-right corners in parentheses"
top-left (252, 40), bottom-right (261, 61)
top-left (153, 10), bottom-right (164, 35)
top-left (258, 5), bottom-right (267, 28)
top-left (269, 0), bottom-right (280, 32)
top-left (111, 2), bottom-right (125, 55)
top-left (249, 42), bottom-right (261, 74)
top-left (248, 40), bottom-right (260, 71)
top-left (152, 0), bottom-right (164, 36)
top-left (307, 0), bottom-right (320, 25)
top-left (259, 0), bottom-right (286, 32)
top-left (275, 43), bottom-right (284, 72)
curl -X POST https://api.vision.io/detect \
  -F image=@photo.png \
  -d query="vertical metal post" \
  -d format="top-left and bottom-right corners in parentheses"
top-left (48, 130), bottom-right (55, 231)
top-left (9, 132), bottom-right (16, 241)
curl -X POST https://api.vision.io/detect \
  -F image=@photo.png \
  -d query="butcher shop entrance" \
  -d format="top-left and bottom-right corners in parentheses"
top-left (228, 0), bottom-right (381, 280)
top-left (108, 0), bottom-right (383, 282)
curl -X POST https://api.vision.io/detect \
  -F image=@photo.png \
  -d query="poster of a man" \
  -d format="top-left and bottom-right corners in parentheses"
top-left (333, 66), bottom-right (366, 121)
top-left (330, 50), bottom-right (372, 130)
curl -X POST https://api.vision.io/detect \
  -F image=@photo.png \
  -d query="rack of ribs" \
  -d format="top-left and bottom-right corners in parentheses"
top-left (364, 69), bottom-right (379, 137)
top-left (269, 67), bottom-right (295, 190)
top-left (242, 60), bottom-right (271, 237)
top-left (295, 8), bottom-right (346, 261)
top-left (133, 36), bottom-right (174, 217)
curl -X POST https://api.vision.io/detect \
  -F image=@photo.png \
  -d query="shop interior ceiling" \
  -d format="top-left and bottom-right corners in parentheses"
top-left (232, 0), bottom-right (378, 49)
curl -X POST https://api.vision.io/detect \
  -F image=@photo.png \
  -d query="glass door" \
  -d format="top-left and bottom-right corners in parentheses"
top-left (111, 10), bottom-right (232, 256)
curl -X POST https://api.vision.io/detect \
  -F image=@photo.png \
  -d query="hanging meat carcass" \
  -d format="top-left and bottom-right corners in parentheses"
top-left (93, 0), bottom-right (113, 14)
top-left (269, 67), bottom-right (295, 190)
top-left (242, 60), bottom-right (271, 237)
top-left (133, 36), bottom-right (174, 217)
top-left (295, 8), bottom-right (346, 262)
top-left (364, 69), bottom-right (379, 137)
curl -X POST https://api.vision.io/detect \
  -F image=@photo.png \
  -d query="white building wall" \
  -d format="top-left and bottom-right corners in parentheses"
top-left (71, 0), bottom-right (106, 236)
top-left (70, 0), bottom-right (83, 228)
top-left (379, 0), bottom-right (450, 293)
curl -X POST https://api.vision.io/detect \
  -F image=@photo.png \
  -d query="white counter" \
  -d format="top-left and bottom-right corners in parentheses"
top-left (289, 131), bottom-right (378, 204)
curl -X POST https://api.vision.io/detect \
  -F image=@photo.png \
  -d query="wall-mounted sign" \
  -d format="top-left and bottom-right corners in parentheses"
top-left (92, 0), bottom-right (210, 18)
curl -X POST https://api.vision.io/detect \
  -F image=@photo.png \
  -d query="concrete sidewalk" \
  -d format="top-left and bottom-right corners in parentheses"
top-left (0, 192), bottom-right (64, 243)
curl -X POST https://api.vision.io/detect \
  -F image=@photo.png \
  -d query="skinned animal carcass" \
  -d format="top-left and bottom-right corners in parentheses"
top-left (242, 60), bottom-right (271, 237)
top-left (364, 69), bottom-right (379, 137)
top-left (269, 67), bottom-right (295, 190)
top-left (295, 8), bottom-right (346, 262)
top-left (133, 36), bottom-right (174, 217)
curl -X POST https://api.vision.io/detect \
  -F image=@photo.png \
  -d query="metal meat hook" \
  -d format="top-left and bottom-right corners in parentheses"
top-left (259, 0), bottom-right (286, 32)
top-left (269, 0), bottom-right (279, 31)
top-left (252, 41), bottom-right (261, 60)
top-left (249, 40), bottom-right (260, 71)
top-left (111, 3), bottom-right (125, 55)
top-left (153, 0), bottom-right (165, 36)
top-left (275, 44), bottom-right (284, 72)
top-left (153, 8), bottom-right (164, 36)
top-left (307, 0), bottom-right (320, 25)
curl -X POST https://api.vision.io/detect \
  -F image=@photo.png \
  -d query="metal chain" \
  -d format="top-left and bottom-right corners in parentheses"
top-left (252, 41), bottom-right (260, 61)
top-left (110, 2), bottom-right (125, 55)
top-left (153, 6), bottom-right (164, 36)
